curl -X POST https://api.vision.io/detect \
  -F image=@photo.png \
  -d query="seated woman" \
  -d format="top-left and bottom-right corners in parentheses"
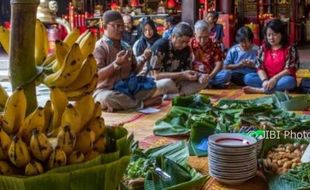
top-left (243, 19), bottom-right (299, 94)
top-left (224, 26), bottom-right (258, 86)
top-left (133, 17), bottom-right (161, 69)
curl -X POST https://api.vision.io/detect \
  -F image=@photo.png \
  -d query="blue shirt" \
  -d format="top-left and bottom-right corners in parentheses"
top-left (224, 44), bottom-right (258, 74)
top-left (162, 27), bottom-right (174, 40)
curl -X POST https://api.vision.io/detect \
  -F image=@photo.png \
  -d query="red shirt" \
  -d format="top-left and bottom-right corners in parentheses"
top-left (264, 48), bottom-right (287, 78)
top-left (256, 45), bottom-right (298, 78)
top-left (190, 38), bottom-right (223, 74)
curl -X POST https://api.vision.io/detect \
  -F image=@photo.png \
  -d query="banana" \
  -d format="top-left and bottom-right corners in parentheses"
top-left (75, 30), bottom-right (89, 44)
top-left (0, 26), bottom-right (10, 54)
top-left (91, 102), bottom-right (102, 120)
top-left (47, 146), bottom-right (67, 169)
top-left (0, 84), bottom-right (8, 108)
top-left (35, 19), bottom-right (49, 66)
top-left (64, 28), bottom-right (80, 48)
top-left (0, 161), bottom-right (15, 175)
top-left (49, 87), bottom-right (68, 136)
top-left (43, 43), bottom-right (83, 87)
top-left (61, 104), bottom-right (82, 133)
top-left (88, 117), bottom-right (105, 140)
top-left (3, 87), bottom-right (27, 134)
top-left (65, 74), bottom-right (98, 99)
top-left (25, 160), bottom-right (44, 176)
top-left (93, 135), bottom-right (107, 153)
top-left (84, 149), bottom-right (100, 161)
top-left (68, 150), bottom-right (84, 165)
top-left (78, 31), bottom-right (96, 59)
top-left (62, 54), bottom-right (97, 92)
top-left (74, 93), bottom-right (95, 128)
top-left (30, 128), bottom-right (53, 161)
top-left (42, 53), bottom-right (56, 67)
top-left (51, 40), bottom-right (69, 72)
top-left (0, 127), bottom-right (12, 159)
top-left (56, 125), bottom-right (76, 155)
top-left (18, 106), bottom-right (45, 143)
top-left (43, 100), bottom-right (53, 133)
top-left (8, 136), bottom-right (31, 168)
top-left (75, 128), bottom-right (95, 154)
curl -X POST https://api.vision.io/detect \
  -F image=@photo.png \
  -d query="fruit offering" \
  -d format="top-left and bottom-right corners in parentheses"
top-left (0, 88), bottom-right (106, 176)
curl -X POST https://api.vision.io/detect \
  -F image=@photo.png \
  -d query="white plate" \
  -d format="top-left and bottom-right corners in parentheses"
top-left (208, 141), bottom-right (257, 153)
top-left (209, 133), bottom-right (257, 148)
top-left (210, 168), bottom-right (257, 179)
top-left (210, 165), bottom-right (257, 176)
top-left (208, 148), bottom-right (256, 159)
top-left (209, 159), bottom-right (257, 170)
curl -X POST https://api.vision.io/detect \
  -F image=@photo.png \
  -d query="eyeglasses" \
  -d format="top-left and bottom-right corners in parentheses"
top-left (107, 23), bottom-right (124, 29)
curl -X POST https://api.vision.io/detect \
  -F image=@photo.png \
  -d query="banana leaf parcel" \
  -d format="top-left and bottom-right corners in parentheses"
top-left (0, 126), bottom-right (132, 190)
top-left (122, 141), bottom-right (209, 190)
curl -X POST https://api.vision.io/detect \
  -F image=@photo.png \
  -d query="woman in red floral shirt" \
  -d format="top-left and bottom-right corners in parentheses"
top-left (243, 19), bottom-right (299, 94)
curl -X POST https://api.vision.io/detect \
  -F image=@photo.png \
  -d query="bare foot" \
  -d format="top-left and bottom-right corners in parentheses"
top-left (143, 95), bottom-right (163, 108)
top-left (101, 102), bottom-right (114, 112)
top-left (242, 86), bottom-right (265, 94)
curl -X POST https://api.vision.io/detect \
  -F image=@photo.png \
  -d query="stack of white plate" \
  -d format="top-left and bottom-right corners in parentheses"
top-left (208, 133), bottom-right (258, 185)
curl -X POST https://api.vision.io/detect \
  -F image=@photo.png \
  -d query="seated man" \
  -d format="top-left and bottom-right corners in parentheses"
top-left (93, 10), bottom-right (161, 112)
top-left (122, 14), bottom-right (140, 46)
top-left (190, 20), bottom-right (231, 88)
top-left (224, 26), bottom-right (258, 86)
top-left (150, 22), bottom-right (208, 96)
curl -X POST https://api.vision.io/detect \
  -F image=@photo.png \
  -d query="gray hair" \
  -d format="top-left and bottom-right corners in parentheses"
top-left (172, 22), bottom-right (193, 38)
top-left (194, 20), bottom-right (209, 33)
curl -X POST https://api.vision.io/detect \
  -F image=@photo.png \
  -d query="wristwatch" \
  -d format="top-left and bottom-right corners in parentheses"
top-left (112, 62), bottom-right (121, 70)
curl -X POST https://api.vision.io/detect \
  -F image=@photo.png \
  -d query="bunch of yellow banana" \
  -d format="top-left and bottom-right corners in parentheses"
top-left (0, 26), bottom-right (10, 54)
top-left (0, 85), bottom-right (108, 176)
top-left (18, 106), bottom-right (45, 143)
top-left (0, 20), bottom-right (49, 65)
top-left (41, 30), bottom-right (98, 101)
top-left (35, 19), bottom-right (49, 66)
top-left (8, 136), bottom-right (31, 168)
top-left (30, 128), bottom-right (53, 161)
top-left (2, 87), bottom-right (27, 134)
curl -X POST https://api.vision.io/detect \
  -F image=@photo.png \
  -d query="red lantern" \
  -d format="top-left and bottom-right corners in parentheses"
top-left (131, 0), bottom-right (139, 7)
top-left (167, 0), bottom-right (177, 8)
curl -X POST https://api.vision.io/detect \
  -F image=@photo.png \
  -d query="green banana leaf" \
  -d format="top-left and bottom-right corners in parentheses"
top-left (273, 91), bottom-right (310, 111)
top-left (172, 94), bottom-right (211, 109)
top-left (188, 114), bottom-right (216, 156)
top-left (153, 106), bottom-right (207, 136)
top-left (122, 141), bottom-right (209, 190)
top-left (143, 141), bottom-right (208, 190)
top-left (216, 96), bottom-right (274, 109)
top-left (0, 126), bottom-right (132, 190)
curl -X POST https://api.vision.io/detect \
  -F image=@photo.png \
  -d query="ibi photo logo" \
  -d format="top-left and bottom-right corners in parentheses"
top-left (247, 130), bottom-right (310, 140)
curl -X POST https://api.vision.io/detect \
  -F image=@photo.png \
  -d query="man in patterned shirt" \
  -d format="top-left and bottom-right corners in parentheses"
top-left (190, 20), bottom-right (231, 88)
top-left (150, 22), bottom-right (208, 96)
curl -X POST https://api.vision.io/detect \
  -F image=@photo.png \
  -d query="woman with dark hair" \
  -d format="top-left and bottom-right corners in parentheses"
top-left (243, 19), bottom-right (299, 94)
top-left (133, 17), bottom-right (161, 61)
top-left (224, 26), bottom-right (258, 86)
